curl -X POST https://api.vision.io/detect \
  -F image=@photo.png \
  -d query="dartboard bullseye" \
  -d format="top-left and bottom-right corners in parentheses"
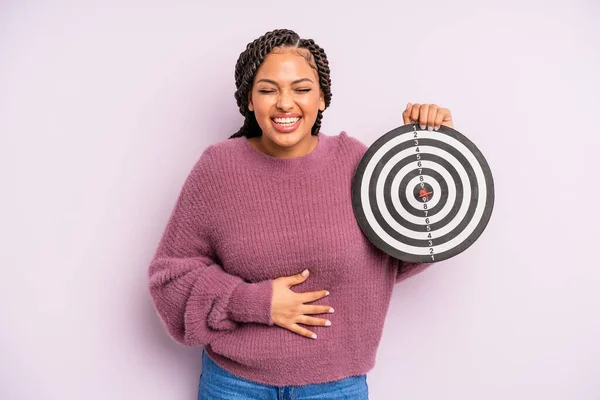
top-left (351, 124), bottom-right (494, 263)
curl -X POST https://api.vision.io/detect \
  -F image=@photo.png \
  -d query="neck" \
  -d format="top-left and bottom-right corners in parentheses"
top-left (249, 135), bottom-right (318, 159)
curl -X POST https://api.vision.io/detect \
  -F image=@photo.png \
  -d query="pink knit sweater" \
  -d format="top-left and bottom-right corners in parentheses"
top-left (148, 131), bottom-right (431, 386)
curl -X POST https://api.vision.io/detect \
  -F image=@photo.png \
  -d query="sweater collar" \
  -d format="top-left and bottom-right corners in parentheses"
top-left (240, 133), bottom-right (330, 177)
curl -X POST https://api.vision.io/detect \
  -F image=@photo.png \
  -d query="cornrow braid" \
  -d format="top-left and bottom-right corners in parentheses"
top-left (229, 29), bottom-right (332, 139)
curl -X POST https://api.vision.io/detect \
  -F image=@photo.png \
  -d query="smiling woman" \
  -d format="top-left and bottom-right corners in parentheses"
top-left (148, 28), bottom-right (452, 400)
top-left (245, 49), bottom-right (326, 158)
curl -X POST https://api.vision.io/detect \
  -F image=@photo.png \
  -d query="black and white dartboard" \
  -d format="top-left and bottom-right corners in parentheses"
top-left (352, 124), bottom-right (494, 263)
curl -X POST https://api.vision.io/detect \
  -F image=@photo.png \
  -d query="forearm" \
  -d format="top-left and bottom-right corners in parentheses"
top-left (149, 254), bottom-right (273, 347)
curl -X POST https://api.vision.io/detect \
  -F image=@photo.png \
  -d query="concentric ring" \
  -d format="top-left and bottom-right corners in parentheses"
top-left (352, 124), bottom-right (494, 263)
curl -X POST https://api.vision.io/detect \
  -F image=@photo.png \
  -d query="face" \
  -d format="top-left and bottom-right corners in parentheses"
top-left (248, 48), bottom-right (325, 157)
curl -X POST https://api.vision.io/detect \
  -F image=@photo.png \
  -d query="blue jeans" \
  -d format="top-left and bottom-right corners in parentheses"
top-left (198, 350), bottom-right (369, 400)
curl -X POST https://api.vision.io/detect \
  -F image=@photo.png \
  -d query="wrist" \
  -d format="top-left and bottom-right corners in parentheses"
top-left (227, 280), bottom-right (274, 325)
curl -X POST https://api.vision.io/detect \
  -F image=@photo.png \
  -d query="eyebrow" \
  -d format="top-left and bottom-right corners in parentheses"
top-left (256, 78), bottom-right (314, 86)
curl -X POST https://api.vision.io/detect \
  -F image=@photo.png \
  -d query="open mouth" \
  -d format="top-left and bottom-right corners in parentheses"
top-left (271, 117), bottom-right (302, 132)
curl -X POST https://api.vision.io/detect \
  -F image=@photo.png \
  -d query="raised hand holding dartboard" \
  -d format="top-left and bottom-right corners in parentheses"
top-left (402, 103), bottom-right (454, 131)
top-left (352, 103), bottom-right (494, 264)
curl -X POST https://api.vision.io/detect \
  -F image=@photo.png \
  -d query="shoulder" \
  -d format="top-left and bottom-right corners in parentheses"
top-left (199, 137), bottom-right (244, 162)
top-left (207, 136), bottom-right (246, 155)
top-left (336, 131), bottom-right (368, 153)
top-left (190, 137), bottom-right (245, 173)
top-left (324, 131), bottom-right (369, 166)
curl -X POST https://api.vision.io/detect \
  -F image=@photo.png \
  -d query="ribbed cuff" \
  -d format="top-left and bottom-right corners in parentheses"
top-left (227, 280), bottom-right (274, 325)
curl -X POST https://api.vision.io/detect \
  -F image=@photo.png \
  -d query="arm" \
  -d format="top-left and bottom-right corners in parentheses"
top-left (394, 102), bottom-right (451, 283)
top-left (344, 135), bottom-right (434, 285)
top-left (395, 259), bottom-right (433, 283)
top-left (148, 148), bottom-right (273, 347)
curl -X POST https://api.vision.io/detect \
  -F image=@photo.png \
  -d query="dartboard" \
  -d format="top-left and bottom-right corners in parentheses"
top-left (351, 124), bottom-right (494, 263)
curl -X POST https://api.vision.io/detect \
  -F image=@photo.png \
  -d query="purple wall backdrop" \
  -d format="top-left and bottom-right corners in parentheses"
top-left (2, 1), bottom-right (599, 399)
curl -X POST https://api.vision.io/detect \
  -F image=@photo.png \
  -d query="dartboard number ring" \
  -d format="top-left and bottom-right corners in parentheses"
top-left (351, 123), bottom-right (495, 263)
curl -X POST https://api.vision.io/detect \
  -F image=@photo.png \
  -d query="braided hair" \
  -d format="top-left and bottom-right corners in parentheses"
top-left (229, 29), bottom-right (332, 139)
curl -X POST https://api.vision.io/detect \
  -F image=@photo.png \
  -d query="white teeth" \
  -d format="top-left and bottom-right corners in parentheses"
top-left (273, 117), bottom-right (300, 125)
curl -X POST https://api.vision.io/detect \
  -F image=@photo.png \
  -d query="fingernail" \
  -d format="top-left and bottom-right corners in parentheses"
top-left (302, 269), bottom-right (309, 276)
top-left (420, 124), bottom-right (426, 130)
top-left (434, 126), bottom-right (440, 131)
top-left (325, 320), bottom-right (332, 326)
top-left (428, 126), bottom-right (433, 131)
top-left (311, 334), bottom-right (317, 339)
top-left (405, 102), bottom-right (410, 110)
top-left (325, 291), bottom-right (330, 296)
top-left (329, 308), bottom-right (335, 313)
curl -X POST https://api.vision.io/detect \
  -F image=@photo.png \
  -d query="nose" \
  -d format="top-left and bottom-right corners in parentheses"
top-left (276, 90), bottom-right (294, 111)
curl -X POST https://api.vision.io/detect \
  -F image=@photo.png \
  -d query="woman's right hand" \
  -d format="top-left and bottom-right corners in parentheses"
top-left (271, 269), bottom-right (333, 339)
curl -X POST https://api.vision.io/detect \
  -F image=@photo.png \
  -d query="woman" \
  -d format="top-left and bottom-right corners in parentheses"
top-left (148, 28), bottom-right (454, 400)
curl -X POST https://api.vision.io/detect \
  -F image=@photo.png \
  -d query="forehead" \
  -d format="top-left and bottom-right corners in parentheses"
top-left (254, 50), bottom-right (318, 81)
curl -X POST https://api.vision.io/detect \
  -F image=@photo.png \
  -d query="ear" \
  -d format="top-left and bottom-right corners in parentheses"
top-left (248, 92), bottom-right (254, 112)
top-left (319, 91), bottom-right (326, 111)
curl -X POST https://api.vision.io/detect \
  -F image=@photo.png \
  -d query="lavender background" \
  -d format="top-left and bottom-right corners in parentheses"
top-left (2, 1), bottom-right (599, 399)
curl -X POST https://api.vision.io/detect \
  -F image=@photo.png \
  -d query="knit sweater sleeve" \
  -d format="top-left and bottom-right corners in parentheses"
top-left (395, 260), bottom-right (433, 283)
top-left (148, 146), bottom-right (273, 347)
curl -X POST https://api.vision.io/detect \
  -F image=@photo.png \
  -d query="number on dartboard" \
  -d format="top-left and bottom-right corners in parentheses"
top-left (417, 161), bottom-right (422, 167)
top-left (429, 248), bottom-right (434, 254)
top-left (426, 225), bottom-right (431, 231)
top-left (428, 240), bottom-right (433, 246)
top-left (414, 132), bottom-right (417, 137)
top-left (416, 154), bottom-right (421, 160)
top-left (415, 147), bottom-right (420, 153)
top-left (420, 182), bottom-right (425, 188)
top-left (424, 211), bottom-right (428, 216)
top-left (418, 168), bottom-right (422, 174)
top-left (423, 204), bottom-right (428, 210)
top-left (419, 176), bottom-right (424, 182)
top-left (425, 218), bottom-right (430, 224)
top-left (414, 140), bottom-right (419, 145)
